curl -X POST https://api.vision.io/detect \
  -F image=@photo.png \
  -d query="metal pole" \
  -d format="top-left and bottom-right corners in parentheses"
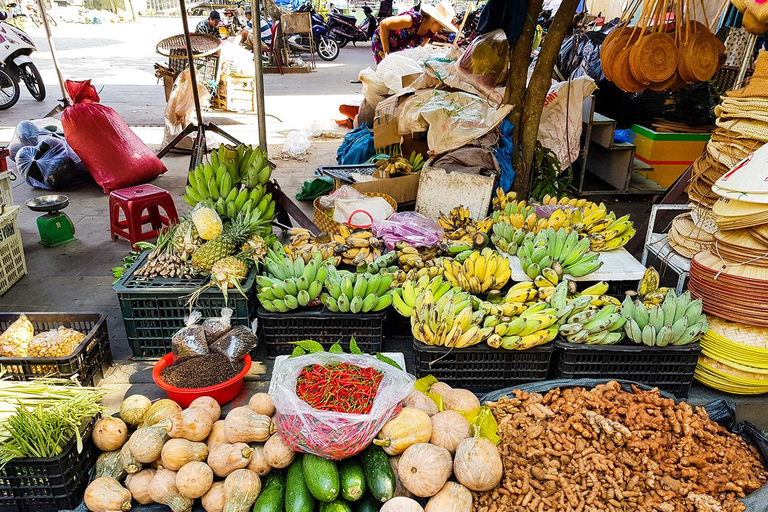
top-left (735, 33), bottom-right (758, 89)
top-left (36, 0), bottom-right (69, 105)
top-left (252, 0), bottom-right (268, 153)
top-left (178, 0), bottom-right (205, 127)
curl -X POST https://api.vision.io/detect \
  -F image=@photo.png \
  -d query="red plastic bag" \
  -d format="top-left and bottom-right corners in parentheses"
top-left (61, 80), bottom-right (166, 193)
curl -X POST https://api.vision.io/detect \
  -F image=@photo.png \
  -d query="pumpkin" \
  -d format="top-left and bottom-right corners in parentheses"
top-left (160, 408), bottom-right (215, 442)
top-left (121, 440), bottom-right (142, 474)
top-left (247, 444), bottom-right (271, 476)
top-left (402, 390), bottom-right (438, 416)
top-left (442, 388), bottom-right (480, 412)
top-left (189, 396), bottom-right (222, 422)
top-left (263, 433), bottom-right (295, 469)
top-left (120, 394), bottom-right (152, 426)
top-left (142, 399), bottom-right (182, 427)
top-left (429, 382), bottom-right (452, 399)
top-left (207, 442), bottom-right (253, 478)
top-left (224, 407), bottom-right (274, 443)
top-left (454, 437), bottom-right (502, 491)
top-left (397, 443), bottom-right (452, 498)
top-left (125, 468), bottom-right (157, 505)
top-left (84, 477), bottom-right (132, 512)
top-left (202, 481), bottom-right (226, 512)
top-left (430, 411), bottom-right (471, 454)
top-left (94, 450), bottom-right (126, 480)
top-left (93, 416), bottom-right (128, 452)
top-left (176, 461), bottom-right (214, 499)
top-left (148, 468), bottom-right (194, 512)
top-left (425, 482), bottom-right (472, 512)
top-left (380, 496), bottom-right (425, 512)
top-left (161, 439), bottom-right (209, 471)
top-left (223, 468), bottom-right (262, 512)
top-left (248, 393), bottom-right (275, 416)
top-left (374, 407), bottom-right (432, 456)
top-left (206, 420), bottom-right (227, 449)
top-left (129, 425), bottom-right (169, 463)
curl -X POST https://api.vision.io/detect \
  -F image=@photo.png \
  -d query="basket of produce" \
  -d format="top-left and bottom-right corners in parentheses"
top-left (0, 375), bottom-right (107, 512)
top-left (478, 379), bottom-right (768, 512)
top-left (0, 312), bottom-right (111, 386)
top-left (152, 313), bottom-right (258, 407)
top-left (270, 349), bottom-right (414, 460)
top-left (312, 192), bottom-right (397, 234)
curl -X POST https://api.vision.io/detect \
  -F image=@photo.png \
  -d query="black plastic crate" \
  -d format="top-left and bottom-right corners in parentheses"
top-left (114, 252), bottom-right (257, 359)
top-left (384, 311), bottom-right (412, 343)
top-left (258, 306), bottom-right (386, 357)
top-left (317, 164), bottom-right (376, 185)
top-left (553, 339), bottom-right (701, 398)
top-left (0, 417), bottom-right (97, 512)
top-left (0, 313), bottom-right (112, 386)
top-left (412, 339), bottom-right (555, 394)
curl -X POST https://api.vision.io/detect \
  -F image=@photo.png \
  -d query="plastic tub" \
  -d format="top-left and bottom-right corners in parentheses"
top-left (152, 353), bottom-right (252, 407)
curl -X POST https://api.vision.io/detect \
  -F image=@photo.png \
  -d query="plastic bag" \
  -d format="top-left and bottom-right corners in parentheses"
top-left (457, 29), bottom-right (510, 101)
top-left (171, 312), bottom-right (210, 360)
top-left (333, 195), bottom-right (394, 228)
top-left (0, 314), bottom-right (34, 357)
top-left (282, 131), bottom-right (311, 157)
top-left (269, 352), bottom-right (415, 459)
top-left (61, 79), bottom-right (167, 193)
top-left (15, 136), bottom-right (91, 190)
top-left (202, 308), bottom-right (233, 343)
top-left (164, 69), bottom-right (209, 144)
top-left (28, 327), bottom-right (85, 358)
top-left (209, 325), bottom-right (258, 363)
top-left (372, 211), bottom-right (443, 251)
top-left (190, 203), bottom-right (223, 240)
top-left (8, 118), bottom-right (64, 159)
top-left (336, 126), bottom-right (375, 165)
top-left (318, 185), bottom-right (366, 210)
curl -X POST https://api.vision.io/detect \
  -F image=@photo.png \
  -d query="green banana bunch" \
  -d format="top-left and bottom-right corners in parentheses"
top-left (551, 280), bottom-right (625, 345)
top-left (321, 267), bottom-right (393, 314)
top-left (257, 246), bottom-right (329, 312)
top-left (517, 227), bottom-right (603, 281)
top-left (408, 151), bottom-right (425, 172)
top-left (485, 302), bottom-right (559, 350)
top-left (390, 275), bottom-right (464, 317)
top-left (356, 251), bottom-right (398, 274)
top-left (621, 290), bottom-right (708, 347)
top-left (490, 221), bottom-right (530, 255)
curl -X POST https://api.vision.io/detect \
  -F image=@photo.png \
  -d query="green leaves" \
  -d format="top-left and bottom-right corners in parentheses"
top-left (375, 353), bottom-right (402, 370)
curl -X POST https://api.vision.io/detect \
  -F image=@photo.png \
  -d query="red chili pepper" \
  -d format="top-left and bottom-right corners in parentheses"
top-left (295, 362), bottom-right (383, 414)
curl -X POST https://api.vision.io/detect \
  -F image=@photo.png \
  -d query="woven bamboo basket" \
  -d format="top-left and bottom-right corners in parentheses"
top-left (313, 193), bottom-right (397, 234)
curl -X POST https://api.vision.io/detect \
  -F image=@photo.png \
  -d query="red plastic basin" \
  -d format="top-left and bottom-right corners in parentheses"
top-left (153, 353), bottom-right (252, 408)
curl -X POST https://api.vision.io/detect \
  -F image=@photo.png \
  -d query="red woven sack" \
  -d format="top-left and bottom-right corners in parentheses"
top-left (61, 80), bottom-right (166, 193)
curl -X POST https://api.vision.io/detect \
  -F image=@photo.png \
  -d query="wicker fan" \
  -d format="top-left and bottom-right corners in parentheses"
top-left (156, 34), bottom-right (221, 59)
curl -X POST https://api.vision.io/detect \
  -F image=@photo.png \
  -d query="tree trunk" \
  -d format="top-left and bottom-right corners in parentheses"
top-left (504, 0), bottom-right (543, 175)
top-left (513, 0), bottom-right (580, 198)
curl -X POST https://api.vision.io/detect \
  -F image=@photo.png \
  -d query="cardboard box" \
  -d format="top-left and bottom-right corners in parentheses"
top-left (351, 169), bottom-right (420, 205)
top-left (373, 95), bottom-right (404, 149)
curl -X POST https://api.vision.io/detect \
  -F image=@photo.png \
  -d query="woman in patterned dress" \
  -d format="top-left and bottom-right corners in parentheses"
top-left (371, 1), bottom-right (458, 63)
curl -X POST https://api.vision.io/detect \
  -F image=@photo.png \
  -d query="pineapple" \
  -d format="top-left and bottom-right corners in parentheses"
top-left (240, 235), bottom-right (268, 261)
top-left (191, 214), bottom-right (255, 272)
top-left (210, 256), bottom-right (250, 302)
top-left (172, 218), bottom-right (202, 261)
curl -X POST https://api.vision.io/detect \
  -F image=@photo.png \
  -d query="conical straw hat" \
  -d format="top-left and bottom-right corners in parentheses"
top-left (713, 144), bottom-right (768, 203)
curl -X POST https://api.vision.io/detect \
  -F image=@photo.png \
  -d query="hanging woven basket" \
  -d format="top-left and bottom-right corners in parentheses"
top-left (629, 31), bottom-right (679, 84)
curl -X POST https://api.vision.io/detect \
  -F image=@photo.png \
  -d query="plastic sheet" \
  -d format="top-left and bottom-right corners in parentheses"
top-left (372, 211), bottom-right (443, 251)
top-left (15, 136), bottom-right (91, 190)
top-left (557, 30), bottom-right (608, 81)
top-left (171, 312), bottom-right (210, 360)
top-left (209, 325), bottom-right (258, 363)
top-left (61, 79), bottom-right (167, 193)
top-left (269, 352), bottom-right (414, 459)
top-left (456, 29), bottom-right (509, 103)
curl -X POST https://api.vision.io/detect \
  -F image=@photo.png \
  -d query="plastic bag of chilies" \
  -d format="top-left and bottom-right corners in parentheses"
top-left (269, 352), bottom-right (414, 460)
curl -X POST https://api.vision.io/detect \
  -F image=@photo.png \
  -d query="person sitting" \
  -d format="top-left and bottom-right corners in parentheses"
top-left (240, 6), bottom-right (273, 49)
top-left (195, 10), bottom-right (221, 37)
top-left (371, 1), bottom-right (457, 64)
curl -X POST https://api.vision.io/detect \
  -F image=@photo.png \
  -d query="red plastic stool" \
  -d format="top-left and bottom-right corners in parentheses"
top-left (109, 184), bottom-right (178, 248)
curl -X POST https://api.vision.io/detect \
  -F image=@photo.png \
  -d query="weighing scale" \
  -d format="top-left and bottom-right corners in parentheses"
top-left (25, 195), bottom-right (76, 247)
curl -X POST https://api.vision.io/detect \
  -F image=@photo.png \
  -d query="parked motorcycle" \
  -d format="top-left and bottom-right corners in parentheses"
top-left (327, 5), bottom-right (376, 48)
top-left (0, 14), bottom-right (45, 110)
top-left (286, 3), bottom-right (339, 61)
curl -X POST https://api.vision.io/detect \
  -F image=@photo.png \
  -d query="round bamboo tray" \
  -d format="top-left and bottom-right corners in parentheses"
top-left (313, 193), bottom-right (397, 234)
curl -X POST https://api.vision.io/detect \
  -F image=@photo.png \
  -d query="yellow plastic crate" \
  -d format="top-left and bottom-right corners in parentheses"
top-left (0, 206), bottom-right (27, 296)
top-left (632, 124), bottom-right (711, 187)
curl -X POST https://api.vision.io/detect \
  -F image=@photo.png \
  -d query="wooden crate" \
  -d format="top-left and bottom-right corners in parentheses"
top-left (217, 74), bottom-right (255, 112)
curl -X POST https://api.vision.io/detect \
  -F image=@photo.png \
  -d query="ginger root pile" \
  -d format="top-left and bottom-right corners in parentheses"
top-left (474, 381), bottom-right (767, 512)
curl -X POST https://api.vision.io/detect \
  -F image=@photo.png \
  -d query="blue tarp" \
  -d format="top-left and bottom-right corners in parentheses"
top-left (336, 125), bottom-right (376, 165)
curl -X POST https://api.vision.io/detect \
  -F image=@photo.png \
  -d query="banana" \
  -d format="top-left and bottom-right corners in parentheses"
top-left (641, 323), bottom-right (657, 346)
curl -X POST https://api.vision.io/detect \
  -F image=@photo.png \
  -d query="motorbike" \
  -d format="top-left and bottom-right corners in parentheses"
top-left (222, 5), bottom-right (244, 37)
top-left (327, 5), bottom-right (377, 48)
top-left (0, 14), bottom-right (46, 110)
top-left (286, 2), bottom-right (339, 61)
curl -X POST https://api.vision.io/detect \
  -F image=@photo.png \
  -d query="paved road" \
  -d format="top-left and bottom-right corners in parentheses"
top-left (0, 17), bottom-right (374, 142)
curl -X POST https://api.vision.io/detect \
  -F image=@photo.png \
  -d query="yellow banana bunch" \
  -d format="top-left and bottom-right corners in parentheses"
top-left (438, 206), bottom-right (493, 241)
top-left (628, 267), bottom-right (671, 308)
top-left (584, 213), bottom-right (635, 252)
top-left (443, 248), bottom-right (511, 294)
top-left (375, 156), bottom-right (414, 176)
top-left (284, 226), bottom-right (383, 266)
top-left (485, 302), bottom-right (559, 350)
top-left (491, 187), bottom-right (519, 211)
top-left (539, 194), bottom-right (590, 208)
top-left (411, 288), bottom-right (493, 347)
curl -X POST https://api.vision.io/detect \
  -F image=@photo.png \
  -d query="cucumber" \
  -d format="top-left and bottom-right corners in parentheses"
top-left (252, 468), bottom-right (287, 512)
top-left (286, 456), bottom-right (315, 512)
top-left (319, 499), bottom-right (353, 512)
top-left (339, 458), bottom-right (367, 502)
top-left (356, 496), bottom-right (382, 512)
top-left (361, 445), bottom-right (395, 503)
top-left (302, 453), bottom-right (340, 503)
